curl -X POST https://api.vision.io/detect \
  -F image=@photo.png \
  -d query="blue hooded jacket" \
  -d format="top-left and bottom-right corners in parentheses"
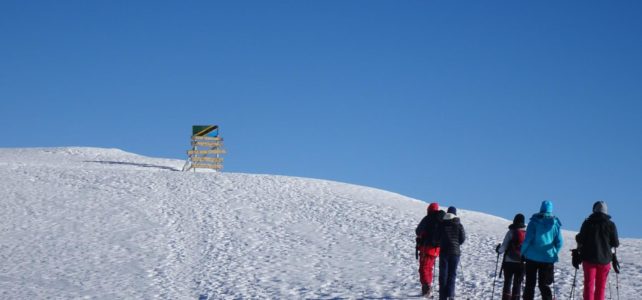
top-left (521, 201), bottom-right (563, 263)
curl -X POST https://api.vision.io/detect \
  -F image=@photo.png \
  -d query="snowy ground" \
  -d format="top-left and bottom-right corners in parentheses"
top-left (0, 147), bottom-right (640, 299)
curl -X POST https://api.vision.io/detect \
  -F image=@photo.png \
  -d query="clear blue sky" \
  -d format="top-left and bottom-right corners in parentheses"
top-left (2, 1), bottom-right (641, 238)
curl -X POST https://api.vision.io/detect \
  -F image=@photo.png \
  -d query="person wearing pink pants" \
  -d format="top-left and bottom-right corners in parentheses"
top-left (582, 261), bottom-right (611, 300)
top-left (416, 203), bottom-right (444, 296)
top-left (575, 201), bottom-right (619, 300)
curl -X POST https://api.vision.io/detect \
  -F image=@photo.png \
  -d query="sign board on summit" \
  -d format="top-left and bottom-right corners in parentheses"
top-left (183, 125), bottom-right (226, 172)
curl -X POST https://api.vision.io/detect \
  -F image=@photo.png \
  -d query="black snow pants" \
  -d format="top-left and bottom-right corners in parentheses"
top-left (501, 261), bottom-right (524, 300)
top-left (523, 259), bottom-right (554, 300)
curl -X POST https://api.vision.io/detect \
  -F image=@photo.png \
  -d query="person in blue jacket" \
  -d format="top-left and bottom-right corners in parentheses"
top-left (520, 200), bottom-right (563, 300)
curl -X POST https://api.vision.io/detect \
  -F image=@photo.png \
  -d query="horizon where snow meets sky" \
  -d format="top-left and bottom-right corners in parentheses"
top-left (1, 1), bottom-right (641, 238)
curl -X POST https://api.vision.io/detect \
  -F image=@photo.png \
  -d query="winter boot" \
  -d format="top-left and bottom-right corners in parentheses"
top-left (421, 284), bottom-right (431, 296)
top-left (501, 293), bottom-right (511, 300)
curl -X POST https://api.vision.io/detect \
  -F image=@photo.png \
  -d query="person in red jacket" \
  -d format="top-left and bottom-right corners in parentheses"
top-left (415, 202), bottom-right (444, 297)
top-left (575, 201), bottom-right (619, 300)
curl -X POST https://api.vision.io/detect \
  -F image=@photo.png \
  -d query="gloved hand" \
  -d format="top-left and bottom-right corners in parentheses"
top-left (571, 249), bottom-right (582, 269)
top-left (612, 253), bottom-right (620, 274)
top-left (495, 243), bottom-right (501, 254)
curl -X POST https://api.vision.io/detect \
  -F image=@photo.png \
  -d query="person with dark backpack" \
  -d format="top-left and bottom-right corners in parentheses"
top-left (575, 201), bottom-right (619, 300)
top-left (415, 202), bottom-right (445, 297)
top-left (495, 213), bottom-right (526, 300)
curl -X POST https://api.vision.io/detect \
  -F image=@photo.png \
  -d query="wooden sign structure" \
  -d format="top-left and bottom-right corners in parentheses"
top-left (182, 125), bottom-right (226, 172)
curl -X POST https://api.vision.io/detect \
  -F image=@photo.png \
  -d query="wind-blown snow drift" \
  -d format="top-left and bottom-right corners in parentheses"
top-left (1, 147), bottom-right (640, 299)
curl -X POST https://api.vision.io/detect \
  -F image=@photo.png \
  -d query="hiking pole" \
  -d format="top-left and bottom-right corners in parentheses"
top-left (569, 268), bottom-right (577, 300)
top-left (498, 252), bottom-right (505, 279)
top-left (615, 272), bottom-right (620, 300)
top-left (614, 248), bottom-right (620, 300)
top-left (608, 274), bottom-right (612, 300)
top-left (490, 251), bottom-right (500, 300)
top-left (432, 256), bottom-right (437, 291)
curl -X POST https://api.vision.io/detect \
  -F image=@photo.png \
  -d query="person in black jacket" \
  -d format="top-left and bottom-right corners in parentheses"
top-left (575, 201), bottom-right (619, 300)
top-left (437, 206), bottom-right (465, 300)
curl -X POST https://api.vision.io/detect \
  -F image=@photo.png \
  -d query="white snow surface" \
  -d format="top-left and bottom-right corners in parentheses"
top-left (1, 147), bottom-right (640, 299)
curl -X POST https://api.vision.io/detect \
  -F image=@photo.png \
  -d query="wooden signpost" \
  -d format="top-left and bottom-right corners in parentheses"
top-left (182, 125), bottom-right (226, 172)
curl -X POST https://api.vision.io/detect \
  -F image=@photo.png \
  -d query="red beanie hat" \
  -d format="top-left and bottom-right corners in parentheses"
top-left (427, 202), bottom-right (439, 213)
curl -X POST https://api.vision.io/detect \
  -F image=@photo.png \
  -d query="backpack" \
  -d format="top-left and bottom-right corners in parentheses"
top-left (506, 228), bottom-right (525, 261)
top-left (417, 215), bottom-right (441, 247)
top-left (426, 218), bottom-right (441, 247)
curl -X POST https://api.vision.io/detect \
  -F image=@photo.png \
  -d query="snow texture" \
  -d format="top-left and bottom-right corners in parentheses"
top-left (0, 147), bottom-right (640, 299)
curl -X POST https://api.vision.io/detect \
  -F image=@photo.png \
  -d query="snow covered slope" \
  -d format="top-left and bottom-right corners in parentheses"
top-left (1, 147), bottom-right (640, 299)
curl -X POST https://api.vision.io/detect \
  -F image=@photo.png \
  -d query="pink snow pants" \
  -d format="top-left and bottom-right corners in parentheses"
top-left (419, 253), bottom-right (437, 285)
top-left (582, 261), bottom-right (611, 300)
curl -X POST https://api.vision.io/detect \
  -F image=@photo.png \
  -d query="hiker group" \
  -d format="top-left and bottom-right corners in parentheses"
top-left (415, 200), bottom-right (620, 300)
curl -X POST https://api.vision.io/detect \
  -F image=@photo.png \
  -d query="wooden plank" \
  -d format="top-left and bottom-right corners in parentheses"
top-left (191, 163), bottom-right (223, 170)
top-left (188, 149), bottom-right (227, 155)
top-left (190, 157), bottom-right (224, 163)
top-left (191, 141), bottom-right (223, 147)
top-left (192, 136), bottom-right (222, 141)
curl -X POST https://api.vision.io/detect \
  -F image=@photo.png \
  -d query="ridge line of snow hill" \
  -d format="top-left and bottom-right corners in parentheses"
top-left (0, 147), bottom-right (640, 299)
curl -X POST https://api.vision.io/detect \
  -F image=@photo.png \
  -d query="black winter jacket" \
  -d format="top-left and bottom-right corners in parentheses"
top-left (415, 210), bottom-right (444, 247)
top-left (437, 213), bottom-right (466, 256)
top-left (575, 212), bottom-right (619, 265)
